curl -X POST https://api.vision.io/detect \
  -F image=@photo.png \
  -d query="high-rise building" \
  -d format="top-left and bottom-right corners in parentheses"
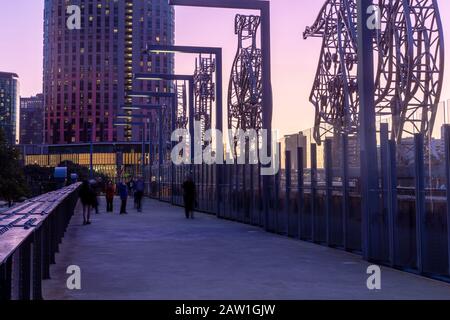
top-left (0, 72), bottom-right (20, 145)
top-left (20, 94), bottom-right (44, 145)
top-left (43, 0), bottom-right (175, 144)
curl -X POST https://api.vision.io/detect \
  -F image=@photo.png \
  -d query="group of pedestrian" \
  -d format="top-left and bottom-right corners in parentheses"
top-left (79, 174), bottom-right (197, 223)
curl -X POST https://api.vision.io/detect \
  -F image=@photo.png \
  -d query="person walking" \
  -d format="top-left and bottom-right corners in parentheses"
top-left (182, 175), bottom-right (197, 219)
top-left (79, 180), bottom-right (94, 225)
top-left (91, 180), bottom-right (100, 214)
top-left (135, 178), bottom-right (145, 212)
top-left (118, 181), bottom-right (128, 214)
top-left (105, 180), bottom-right (115, 212)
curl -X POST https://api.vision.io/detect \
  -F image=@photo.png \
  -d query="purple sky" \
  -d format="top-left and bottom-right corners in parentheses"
top-left (0, 0), bottom-right (449, 136)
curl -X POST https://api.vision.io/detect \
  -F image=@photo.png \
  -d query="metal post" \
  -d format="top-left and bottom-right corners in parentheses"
top-left (90, 123), bottom-right (94, 179)
top-left (141, 125), bottom-right (145, 180)
top-left (445, 125), bottom-right (450, 276)
top-left (274, 143), bottom-right (281, 233)
top-left (380, 123), bottom-right (389, 216)
top-left (297, 147), bottom-right (304, 240)
top-left (159, 108), bottom-right (163, 200)
top-left (215, 49), bottom-right (223, 218)
top-left (311, 143), bottom-right (317, 242)
top-left (19, 240), bottom-right (32, 300)
top-left (387, 139), bottom-right (398, 267)
top-left (414, 133), bottom-right (426, 274)
top-left (0, 258), bottom-right (12, 300)
top-left (341, 133), bottom-right (350, 250)
top-left (324, 138), bottom-right (333, 246)
top-left (357, 0), bottom-right (380, 261)
top-left (171, 96), bottom-right (177, 204)
top-left (285, 150), bottom-right (292, 236)
top-left (33, 228), bottom-right (43, 300)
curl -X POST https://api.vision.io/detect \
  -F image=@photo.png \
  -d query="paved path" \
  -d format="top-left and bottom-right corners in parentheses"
top-left (43, 197), bottom-right (450, 300)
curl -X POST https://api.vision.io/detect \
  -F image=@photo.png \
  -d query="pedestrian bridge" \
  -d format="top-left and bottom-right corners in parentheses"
top-left (43, 197), bottom-right (450, 300)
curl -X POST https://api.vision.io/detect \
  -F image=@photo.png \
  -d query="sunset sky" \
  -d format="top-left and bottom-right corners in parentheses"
top-left (0, 0), bottom-right (449, 137)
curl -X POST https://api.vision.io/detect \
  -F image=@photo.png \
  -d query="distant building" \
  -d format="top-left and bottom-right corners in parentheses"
top-left (20, 94), bottom-right (44, 145)
top-left (0, 72), bottom-right (20, 145)
top-left (43, 0), bottom-right (175, 144)
top-left (281, 132), bottom-right (307, 170)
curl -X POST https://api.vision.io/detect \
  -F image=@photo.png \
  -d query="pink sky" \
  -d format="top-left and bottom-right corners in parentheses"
top-left (0, 0), bottom-right (449, 136)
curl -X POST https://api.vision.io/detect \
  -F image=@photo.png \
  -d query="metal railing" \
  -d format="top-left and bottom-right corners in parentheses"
top-left (0, 183), bottom-right (80, 300)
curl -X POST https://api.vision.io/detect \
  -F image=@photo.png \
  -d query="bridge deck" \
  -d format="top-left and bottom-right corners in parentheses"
top-left (43, 198), bottom-right (450, 300)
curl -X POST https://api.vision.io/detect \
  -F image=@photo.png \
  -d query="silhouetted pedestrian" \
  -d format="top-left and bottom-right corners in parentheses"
top-left (182, 175), bottom-right (197, 219)
top-left (135, 178), bottom-right (145, 212)
top-left (118, 181), bottom-right (128, 214)
top-left (105, 180), bottom-right (115, 212)
top-left (79, 180), bottom-right (95, 225)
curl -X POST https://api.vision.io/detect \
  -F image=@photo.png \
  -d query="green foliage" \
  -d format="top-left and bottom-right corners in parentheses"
top-left (0, 128), bottom-right (29, 204)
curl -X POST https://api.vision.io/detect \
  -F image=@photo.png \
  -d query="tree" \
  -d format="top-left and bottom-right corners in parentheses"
top-left (0, 128), bottom-right (29, 206)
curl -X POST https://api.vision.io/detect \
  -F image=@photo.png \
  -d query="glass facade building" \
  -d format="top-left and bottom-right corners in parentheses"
top-left (43, 0), bottom-right (175, 144)
top-left (20, 94), bottom-right (45, 145)
top-left (0, 72), bottom-right (19, 145)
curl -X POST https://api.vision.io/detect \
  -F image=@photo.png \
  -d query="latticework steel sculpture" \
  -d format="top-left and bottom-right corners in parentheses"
top-left (176, 81), bottom-right (188, 129)
top-left (304, 0), bottom-right (444, 144)
top-left (194, 54), bottom-right (216, 136)
top-left (228, 14), bottom-right (263, 132)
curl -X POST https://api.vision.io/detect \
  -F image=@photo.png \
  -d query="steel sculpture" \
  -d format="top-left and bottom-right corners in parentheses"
top-left (194, 54), bottom-right (216, 137)
top-left (304, 0), bottom-right (444, 144)
top-left (176, 81), bottom-right (189, 129)
top-left (228, 14), bottom-right (264, 133)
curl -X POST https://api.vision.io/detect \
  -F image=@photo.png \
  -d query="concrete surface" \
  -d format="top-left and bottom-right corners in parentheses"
top-left (43, 197), bottom-right (450, 300)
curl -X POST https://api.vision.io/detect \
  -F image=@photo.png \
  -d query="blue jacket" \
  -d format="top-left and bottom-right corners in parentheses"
top-left (118, 183), bottom-right (128, 199)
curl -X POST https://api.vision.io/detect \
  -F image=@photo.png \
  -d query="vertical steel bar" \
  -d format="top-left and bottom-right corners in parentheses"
top-left (311, 143), bottom-right (317, 242)
top-left (341, 133), bottom-right (349, 250)
top-left (215, 49), bottom-right (223, 218)
top-left (357, 0), bottom-right (380, 261)
top-left (414, 133), bottom-right (426, 274)
top-left (387, 139), bottom-right (398, 267)
top-left (297, 147), bottom-right (304, 240)
top-left (324, 138), bottom-right (333, 246)
top-left (380, 123), bottom-right (389, 261)
top-left (33, 229), bottom-right (43, 300)
top-left (445, 125), bottom-right (450, 276)
top-left (285, 150), bottom-right (292, 236)
top-left (0, 258), bottom-right (12, 300)
top-left (19, 240), bottom-right (31, 300)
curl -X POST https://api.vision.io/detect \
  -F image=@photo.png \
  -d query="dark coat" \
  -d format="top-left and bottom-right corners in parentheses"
top-left (79, 183), bottom-right (96, 206)
top-left (182, 180), bottom-right (196, 210)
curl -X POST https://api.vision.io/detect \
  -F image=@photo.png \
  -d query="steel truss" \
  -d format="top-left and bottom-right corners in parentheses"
top-left (304, 0), bottom-right (444, 144)
top-left (228, 14), bottom-right (263, 132)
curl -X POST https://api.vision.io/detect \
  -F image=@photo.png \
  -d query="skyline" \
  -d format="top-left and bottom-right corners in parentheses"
top-left (0, 0), bottom-right (449, 137)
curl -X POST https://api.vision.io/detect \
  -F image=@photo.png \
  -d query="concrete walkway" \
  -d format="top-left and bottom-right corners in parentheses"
top-left (43, 197), bottom-right (450, 300)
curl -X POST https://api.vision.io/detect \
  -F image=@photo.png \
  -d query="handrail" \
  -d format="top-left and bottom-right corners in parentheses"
top-left (0, 182), bottom-right (81, 300)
